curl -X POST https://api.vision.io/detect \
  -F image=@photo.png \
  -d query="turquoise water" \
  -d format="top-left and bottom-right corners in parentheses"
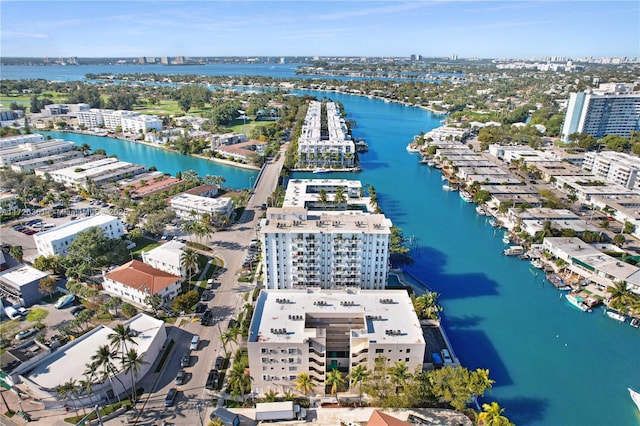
top-left (41, 131), bottom-right (257, 189)
top-left (19, 64), bottom-right (640, 425)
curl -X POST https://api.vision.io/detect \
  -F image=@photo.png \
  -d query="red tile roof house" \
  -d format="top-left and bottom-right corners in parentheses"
top-left (102, 260), bottom-right (181, 308)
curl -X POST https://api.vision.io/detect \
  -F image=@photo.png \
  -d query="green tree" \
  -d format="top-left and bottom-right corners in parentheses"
top-left (144, 293), bottom-right (163, 314)
top-left (25, 307), bottom-right (48, 325)
top-left (613, 234), bottom-right (626, 247)
top-left (172, 290), bottom-right (199, 314)
top-left (181, 248), bottom-right (200, 289)
top-left (121, 302), bottom-right (138, 318)
top-left (607, 281), bottom-right (633, 312)
top-left (122, 348), bottom-right (146, 402)
top-left (333, 186), bottom-right (346, 209)
top-left (38, 276), bottom-right (57, 299)
top-left (64, 227), bottom-right (130, 278)
top-left (347, 365), bottom-right (369, 402)
top-left (428, 366), bottom-right (476, 411)
top-left (9, 246), bottom-right (23, 263)
top-left (294, 372), bottom-right (316, 397)
top-left (325, 369), bottom-right (345, 398)
top-left (91, 344), bottom-right (124, 403)
top-left (478, 401), bottom-right (514, 426)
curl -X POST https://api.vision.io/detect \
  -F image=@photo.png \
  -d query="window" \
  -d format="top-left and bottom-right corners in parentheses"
top-left (375, 349), bottom-right (384, 354)
top-left (289, 366), bottom-right (297, 371)
top-left (406, 349), bottom-right (411, 353)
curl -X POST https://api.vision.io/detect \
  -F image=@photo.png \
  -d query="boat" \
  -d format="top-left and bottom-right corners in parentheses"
top-left (530, 259), bottom-right (543, 269)
top-left (631, 318), bottom-right (640, 328)
top-left (406, 144), bottom-right (420, 153)
top-left (606, 310), bottom-right (626, 322)
top-left (313, 168), bottom-right (330, 174)
top-left (441, 175), bottom-right (448, 181)
top-left (565, 294), bottom-right (592, 312)
top-left (629, 388), bottom-right (640, 411)
top-left (476, 206), bottom-right (488, 216)
top-left (459, 191), bottom-right (473, 203)
top-left (502, 233), bottom-right (511, 245)
top-left (503, 245), bottom-right (525, 256)
top-left (442, 184), bottom-right (452, 191)
top-left (54, 293), bottom-right (76, 309)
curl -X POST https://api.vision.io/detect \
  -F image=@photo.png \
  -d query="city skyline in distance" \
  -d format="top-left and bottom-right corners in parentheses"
top-left (1, 1), bottom-right (638, 59)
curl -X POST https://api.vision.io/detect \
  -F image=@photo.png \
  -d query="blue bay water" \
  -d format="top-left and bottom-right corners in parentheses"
top-left (41, 131), bottom-right (257, 189)
top-left (17, 65), bottom-right (640, 425)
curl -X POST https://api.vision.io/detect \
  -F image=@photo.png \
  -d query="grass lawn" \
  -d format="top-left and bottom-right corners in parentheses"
top-left (229, 118), bottom-right (269, 134)
top-left (130, 237), bottom-right (162, 257)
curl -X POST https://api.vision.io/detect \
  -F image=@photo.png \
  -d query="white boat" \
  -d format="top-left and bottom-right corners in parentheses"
top-left (565, 294), bottom-right (592, 312)
top-left (442, 184), bottom-right (452, 191)
top-left (313, 168), bottom-right (330, 174)
top-left (459, 191), bottom-right (473, 203)
top-left (530, 259), bottom-right (543, 269)
top-left (503, 245), bottom-right (525, 256)
top-left (629, 388), bottom-right (640, 412)
top-left (441, 175), bottom-right (448, 181)
top-left (476, 206), bottom-right (487, 216)
top-left (606, 310), bottom-right (626, 322)
top-left (54, 294), bottom-right (76, 309)
top-left (502, 235), bottom-right (510, 245)
top-left (406, 144), bottom-right (420, 153)
top-left (631, 318), bottom-right (640, 328)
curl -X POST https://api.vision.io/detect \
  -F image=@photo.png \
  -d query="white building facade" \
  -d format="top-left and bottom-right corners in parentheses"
top-left (141, 240), bottom-right (187, 278)
top-left (0, 138), bottom-right (76, 166)
top-left (247, 289), bottom-right (425, 396)
top-left (77, 109), bottom-right (162, 132)
top-left (297, 101), bottom-right (355, 169)
top-left (259, 207), bottom-right (392, 290)
top-left (582, 151), bottom-right (640, 190)
top-left (34, 215), bottom-right (124, 257)
top-left (561, 84), bottom-right (640, 141)
top-left (170, 193), bottom-right (234, 221)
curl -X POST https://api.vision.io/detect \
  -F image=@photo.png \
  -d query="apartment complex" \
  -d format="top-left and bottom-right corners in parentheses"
top-left (170, 193), bottom-right (234, 221)
top-left (283, 179), bottom-right (373, 212)
top-left (582, 151), bottom-right (640, 190)
top-left (141, 240), bottom-right (187, 278)
top-left (247, 289), bottom-right (425, 396)
top-left (77, 109), bottom-right (162, 132)
top-left (259, 207), bottom-right (392, 290)
top-left (0, 137), bottom-right (76, 166)
top-left (34, 214), bottom-right (124, 257)
top-left (47, 157), bottom-right (146, 189)
top-left (297, 101), bottom-right (356, 169)
top-left (561, 83), bottom-right (640, 141)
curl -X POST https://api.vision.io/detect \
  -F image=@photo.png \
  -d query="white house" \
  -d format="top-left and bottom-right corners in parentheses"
top-left (141, 240), bottom-right (187, 279)
top-left (102, 260), bottom-right (181, 308)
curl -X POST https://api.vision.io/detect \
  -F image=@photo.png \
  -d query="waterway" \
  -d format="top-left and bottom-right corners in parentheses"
top-left (41, 131), bottom-right (258, 190)
top-left (16, 65), bottom-right (640, 425)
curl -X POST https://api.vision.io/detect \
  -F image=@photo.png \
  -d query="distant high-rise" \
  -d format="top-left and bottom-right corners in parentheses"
top-left (138, 57), bottom-right (146, 65)
top-left (561, 83), bottom-right (640, 141)
top-left (451, 54), bottom-right (457, 61)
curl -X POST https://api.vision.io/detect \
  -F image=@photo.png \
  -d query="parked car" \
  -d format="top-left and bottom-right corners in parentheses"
top-left (214, 356), bottom-right (224, 370)
top-left (194, 303), bottom-right (207, 314)
top-left (205, 369), bottom-right (219, 390)
top-left (175, 370), bottom-right (186, 385)
top-left (189, 335), bottom-right (200, 351)
top-left (201, 310), bottom-right (212, 326)
top-left (441, 348), bottom-right (453, 364)
top-left (15, 328), bottom-right (38, 340)
top-left (180, 353), bottom-right (191, 368)
top-left (227, 319), bottom-right (237, 330)
top-left (70, 305), bottom-right (86, 316)
top-left (164, 388), bottom-right (178, 406)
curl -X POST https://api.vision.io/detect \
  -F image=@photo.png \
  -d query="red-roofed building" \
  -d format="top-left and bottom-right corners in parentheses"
top-left (367, 410), bottom-right (411, 426)
top-left (102, 260), bottom-right (181, 308)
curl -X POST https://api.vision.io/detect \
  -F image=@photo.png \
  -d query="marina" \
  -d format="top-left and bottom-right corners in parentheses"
top-left (12, 70), bottom-right (637, 425)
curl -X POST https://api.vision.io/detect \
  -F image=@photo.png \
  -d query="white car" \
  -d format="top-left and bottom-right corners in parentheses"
top-left (15, 328), bottom-right (38, 340)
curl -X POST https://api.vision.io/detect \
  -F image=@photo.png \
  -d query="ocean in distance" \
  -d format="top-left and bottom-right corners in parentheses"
top-left (21, 65), bottom-right (640, 426)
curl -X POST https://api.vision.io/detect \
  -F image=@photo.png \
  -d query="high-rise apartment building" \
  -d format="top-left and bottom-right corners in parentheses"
top-left (259, 207), bottom-right (392, 290)
top-left (561, 83), bottom-right (640, 141)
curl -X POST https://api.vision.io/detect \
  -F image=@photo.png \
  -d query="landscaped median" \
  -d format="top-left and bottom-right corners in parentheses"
top-left (64, 400), bottom-right (132, 424)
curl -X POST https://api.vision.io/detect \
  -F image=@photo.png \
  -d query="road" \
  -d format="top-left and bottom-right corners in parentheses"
top-left (122, 145), bottom-right (287, 426)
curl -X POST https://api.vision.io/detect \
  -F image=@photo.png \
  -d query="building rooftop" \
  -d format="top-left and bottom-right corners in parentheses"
top-left (261, 208), bottom-right (392, 235)
top-left (34, 214), bottom-right (121, 240)
top-left (0, 264), bottom-right (48, 288)
top-left (142, 240), bottom-right (185, 268)
top-left (249, 289), bottom-right (424, 346)
top-left (104, 260), bottom-right (180, 294)
top-left (24, 313), bottom-right (163, 393)
top-left (170, 193), bottom-right (232, 209)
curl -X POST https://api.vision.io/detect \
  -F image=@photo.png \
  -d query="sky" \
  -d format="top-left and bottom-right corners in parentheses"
top-left (1, 1), bottom-right (639, 59)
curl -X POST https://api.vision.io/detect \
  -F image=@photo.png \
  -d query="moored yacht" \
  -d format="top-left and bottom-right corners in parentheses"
top-left (565, 294), bottom-right (592, 312)
top-left (459, 191), bottom-right (473, 203)
top-left (628, 388), bottom-right (640, 411)
top-left (606, 310), bottom-right (626, 322)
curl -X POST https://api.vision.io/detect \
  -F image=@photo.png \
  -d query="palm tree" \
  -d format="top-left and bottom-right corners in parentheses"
top-left (318, 189), bottom-right (328, 210)
top-left (264, 389), bottom-right (278, 402)
top-left (294, 372), bottom-right (316, 397)
top-left (347, 365), bottom-right (369, 403)
top-left (413, 292), bottom-right (443, 320)
top-left (478, 401), bottom-right (514, 426)
top-left (388, 361), bottom-right (410, 393)
top-left (181, 248), bottom-right (199, 290)
top-left (55, 379), bottom-right (78, 416)
top-left (607, 281), bottom-right (633, 312)
top-left (122, 348), bottom-right (147, 403)
top-left (325, 369), bottom-right (345, 399)
top-left (109, 324), bottom-right (137, 367)
top-left (220, 329), bottom-right (238, 359)
top-left (333, 186), bottom-right (346, 210)
top-left (91, 344), bottom-right (124, 403)
top-left (227, 360), bottom-right (250, 402)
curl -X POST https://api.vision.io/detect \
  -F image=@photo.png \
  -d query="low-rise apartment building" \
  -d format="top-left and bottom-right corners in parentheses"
top-left (583, 151), bottom-right (640, 190)
top-left (141, 240), bottom-right (187, 279)
top-left (247, 289), bottom-right (425, 397)
top-left (0, 138), bottom-right (76, 166)
top-left (170, 193), bottom-right (234, 221)
top-left (34, 214), bottom-right (124, 257)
